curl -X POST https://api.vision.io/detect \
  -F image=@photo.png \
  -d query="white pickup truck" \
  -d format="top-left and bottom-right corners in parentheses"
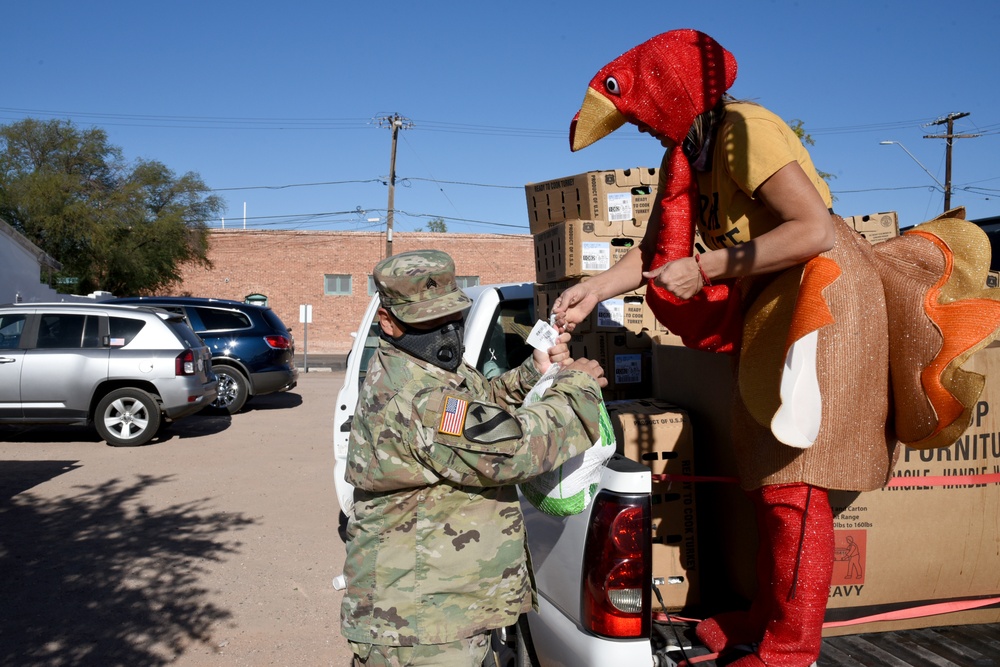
top-left (333, 282), bottom-right (1000, 667)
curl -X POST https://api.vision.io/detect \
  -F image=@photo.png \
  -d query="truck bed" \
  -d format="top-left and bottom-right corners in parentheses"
top-left (652, 621), bottom-right (1000, 666)
top-left (821, 623), bottom-right (1000, 666)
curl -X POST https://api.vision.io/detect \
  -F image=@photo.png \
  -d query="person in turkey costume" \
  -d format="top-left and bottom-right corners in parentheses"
top-left (553, 29), bottom-right (1000, 667)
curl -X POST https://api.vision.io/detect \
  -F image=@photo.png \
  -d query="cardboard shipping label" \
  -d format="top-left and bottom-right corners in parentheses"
top-left (596, 299), bottom-right (625, 328)
top-left (581, 241), bottom-right (611, 272)
top-left (614, 353), bottom-right (644, 385)
top-left (606, 192), bottom-right (633, 222)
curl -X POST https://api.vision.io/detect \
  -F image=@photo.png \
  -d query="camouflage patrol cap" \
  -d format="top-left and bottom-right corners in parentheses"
top-left (373, 249), bottom-right (473, 324)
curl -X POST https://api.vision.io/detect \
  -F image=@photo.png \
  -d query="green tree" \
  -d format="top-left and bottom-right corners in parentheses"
top-left (787, 118), bottom-right (836, 186)
top-left (0, 118), bottom-right (223, 295)
top-left (415, 217), bottom-right (447, 233)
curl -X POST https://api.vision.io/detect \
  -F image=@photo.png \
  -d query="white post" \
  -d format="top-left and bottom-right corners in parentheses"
top-left (299, 304), bottom-right (313, 371)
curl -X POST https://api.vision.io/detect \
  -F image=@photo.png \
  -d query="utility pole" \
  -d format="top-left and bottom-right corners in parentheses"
top-left (377, 114), bottom-right (413, 257)
top-left (923, 112), bottom-right (980, 212)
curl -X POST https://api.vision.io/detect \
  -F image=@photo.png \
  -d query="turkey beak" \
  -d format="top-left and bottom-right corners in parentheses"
top-left (570, 87), bottom-right (627, 152)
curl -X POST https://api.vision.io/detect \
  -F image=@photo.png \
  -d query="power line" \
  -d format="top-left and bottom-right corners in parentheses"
top-left (209, 176), bottom-right (519, 193)
top-left (210, 178), bottom-right (383, 192)
top-left (4, 106), bottom-right (996, 228)
top-left (0, 107), bottom-right (371, 130)
top-left (205, 207), bottom-right (529, 232)
top-left (403, 177), bottom-right (520, 190)
top-left (3, 106), bottom-right (994, 142)
top-left (808, 117), bottom-right (942, 135)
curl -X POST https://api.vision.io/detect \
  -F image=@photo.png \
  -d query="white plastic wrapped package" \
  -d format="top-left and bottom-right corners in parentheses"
top-left (519, 363), bottom-right (616, 516)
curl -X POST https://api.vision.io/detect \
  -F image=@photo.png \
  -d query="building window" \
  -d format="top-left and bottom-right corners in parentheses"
top-left (325, 274), bottom-right (352, 296)
top-left (367, 275), bottom-right (377, 296)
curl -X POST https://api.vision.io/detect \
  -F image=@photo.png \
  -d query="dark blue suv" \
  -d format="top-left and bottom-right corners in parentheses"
top-left (110, 296), bottom-right (298, 414)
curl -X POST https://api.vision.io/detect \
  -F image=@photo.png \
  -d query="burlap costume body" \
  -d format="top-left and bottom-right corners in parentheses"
top-left (689, 102), bottom-right (1000, 492)
top-left (732, 219), bottom-right (895, 491)
top-left (682, 103), bottom-right (895, 492)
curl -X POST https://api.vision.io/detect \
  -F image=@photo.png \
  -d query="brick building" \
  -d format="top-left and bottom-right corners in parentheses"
top-left (174, 230), bottom-right (535, 355)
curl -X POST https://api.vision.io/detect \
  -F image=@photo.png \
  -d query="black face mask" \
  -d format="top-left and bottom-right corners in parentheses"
top-left (382, 318), bottom-right (465, 372)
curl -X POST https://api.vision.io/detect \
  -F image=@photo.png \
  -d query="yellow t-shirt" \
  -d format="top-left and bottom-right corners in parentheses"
top-left (659, 102), bottom-right (832, 251)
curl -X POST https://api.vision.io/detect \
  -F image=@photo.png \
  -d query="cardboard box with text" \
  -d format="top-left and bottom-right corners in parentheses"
top-left (821, 342), bottom-right (1000, 634)
top-left (534, 218), bottom-right (646, 283)
top-left (606, 399), bottom-right (699, 610)
top-left (525, 167), bottom-right (658, 234)
top-left (843, 211), bottom-right (900, 245)
top-left (533, 280), bottom-right (650, 335)
top-left (605, 330), bottom-right (654, 397)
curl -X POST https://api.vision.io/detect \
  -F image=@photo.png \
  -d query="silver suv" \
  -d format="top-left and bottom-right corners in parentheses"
top-left (0, 302), bottom-right (217, 446)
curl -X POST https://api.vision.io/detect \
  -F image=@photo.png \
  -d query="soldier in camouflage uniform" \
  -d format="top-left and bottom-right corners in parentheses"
top-left (341, 249), bottom-right (607, 667)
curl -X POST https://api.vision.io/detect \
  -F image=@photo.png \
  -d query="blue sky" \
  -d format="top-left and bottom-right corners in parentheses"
top-left (4, 1), bottom-right (1000, 239)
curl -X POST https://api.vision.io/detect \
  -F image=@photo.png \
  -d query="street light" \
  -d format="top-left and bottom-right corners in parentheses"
top-left (879, 140), bottom-right (948, 211)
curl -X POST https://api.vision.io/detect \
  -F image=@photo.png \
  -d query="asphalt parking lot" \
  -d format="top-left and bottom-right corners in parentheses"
top-left (0, 371), bottom-right (354, 666)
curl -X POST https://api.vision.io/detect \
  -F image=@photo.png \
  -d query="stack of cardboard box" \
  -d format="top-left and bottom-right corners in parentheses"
top-left (526, 168), bottom-right (707, 610)
top-left (525, 168), bottom-right (659, 399)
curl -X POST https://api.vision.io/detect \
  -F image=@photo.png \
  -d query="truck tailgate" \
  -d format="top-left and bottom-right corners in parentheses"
top-left (520, 454), bottom-right (654, 666)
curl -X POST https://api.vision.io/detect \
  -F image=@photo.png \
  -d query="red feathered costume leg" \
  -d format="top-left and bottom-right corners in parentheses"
top-left (694, 494), bottom-right (775, 652)
top-left (700, 483), bottom-right (832, 667)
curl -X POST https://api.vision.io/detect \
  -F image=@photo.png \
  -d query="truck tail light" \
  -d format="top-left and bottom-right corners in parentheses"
top-left (582, 492), bottom-right (651, 638)
top-left (175, 350), bottom-right (195, 376)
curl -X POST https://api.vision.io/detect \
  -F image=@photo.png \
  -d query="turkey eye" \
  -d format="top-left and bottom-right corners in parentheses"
top-left (605, 77), bottom-right (621, 96)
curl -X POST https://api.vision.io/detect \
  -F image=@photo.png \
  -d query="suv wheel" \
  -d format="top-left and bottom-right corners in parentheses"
top-left (210, 366), bottom-right (249, 414)
top-left (95, 388), bottom-right (162, 447)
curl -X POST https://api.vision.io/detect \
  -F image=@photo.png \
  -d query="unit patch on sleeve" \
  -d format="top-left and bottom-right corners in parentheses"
top-left (463, 403), bottom-right (522, 444)
top-left (438, 394), bottom-right (469, 436)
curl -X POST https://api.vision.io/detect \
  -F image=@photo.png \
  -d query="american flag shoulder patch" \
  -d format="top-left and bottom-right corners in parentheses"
top-left (438, 394), bottom-right (469, 436)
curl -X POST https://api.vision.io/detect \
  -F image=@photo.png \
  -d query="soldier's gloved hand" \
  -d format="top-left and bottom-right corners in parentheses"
top-left (564, 357), bottom-right (608, 388)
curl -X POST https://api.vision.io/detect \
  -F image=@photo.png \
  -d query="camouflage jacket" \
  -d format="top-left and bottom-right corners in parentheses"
top-left (340, 340), bottom-right (603, 646)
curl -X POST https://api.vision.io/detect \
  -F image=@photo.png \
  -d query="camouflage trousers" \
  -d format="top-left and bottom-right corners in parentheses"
top-left (349, 633), bottom-right (491, 667)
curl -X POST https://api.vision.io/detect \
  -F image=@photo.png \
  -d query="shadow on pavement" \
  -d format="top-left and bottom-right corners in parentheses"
top-left (0, 474), bottom-right (255, 665)
top-left (0, 418), bottom-right (235, 447)
top-left (157, 413), bottom-right (232, 441)
top-left (0, 460), bottom-right (81, 502)
top-left (0, 424), bottom-right (103, 444)
top-left (0, 389), bottom-right (306, 447)
top-left (240, 389), bottom-right (304, 412)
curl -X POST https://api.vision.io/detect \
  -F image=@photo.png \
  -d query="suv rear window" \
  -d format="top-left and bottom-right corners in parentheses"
top-left (261, 308), bottom-right (288, 332)
top-left (109, 316), bottom-right (147, 347)
top-left (193, 307), bottom-right (252, 332)
top-left (165, 320), bottom-right (204, 348)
